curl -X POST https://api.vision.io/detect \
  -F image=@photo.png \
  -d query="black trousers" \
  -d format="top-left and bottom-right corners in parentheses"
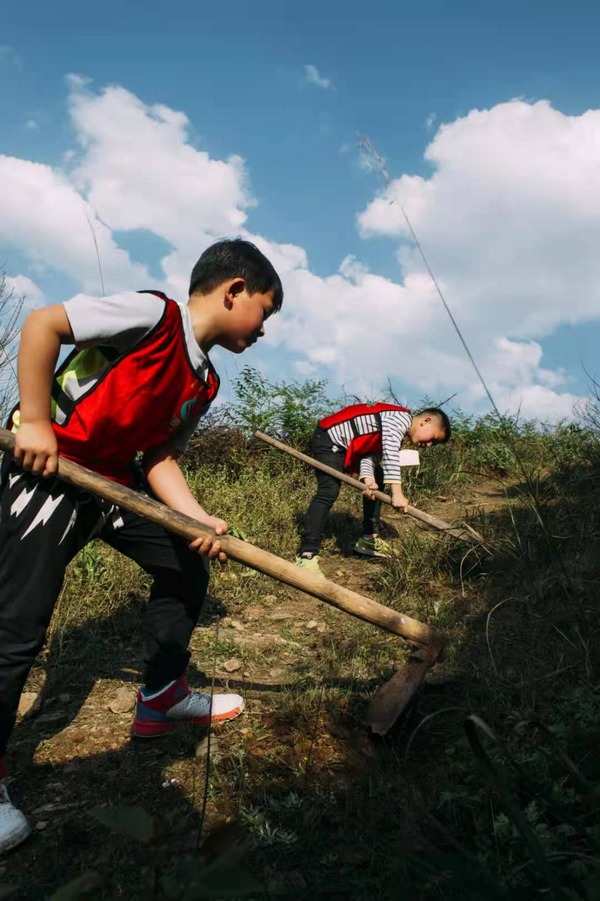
top-left (0, 459), bottom-right (209, 758)
top-left (300, 427), bottom-right (385, 555)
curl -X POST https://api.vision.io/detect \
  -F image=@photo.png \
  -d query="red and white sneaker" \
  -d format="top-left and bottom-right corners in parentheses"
top-left (0, 769), bottom-right (31, 853)
top-left (132, 677), bottom-right (245, 738)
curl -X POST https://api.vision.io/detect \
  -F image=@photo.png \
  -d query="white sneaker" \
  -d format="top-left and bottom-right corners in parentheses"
top-left (0, 781), bottom-right (31, 853)
top-left (132, 677), bottom-right (245, 737)
top-left (167, 689), bottom-right (245, 723)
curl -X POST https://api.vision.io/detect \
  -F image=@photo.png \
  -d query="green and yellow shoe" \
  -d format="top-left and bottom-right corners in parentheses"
top-left (353, 536), bottom-right (392, 558)
top-left (295, 554), bottom-right (323, 575)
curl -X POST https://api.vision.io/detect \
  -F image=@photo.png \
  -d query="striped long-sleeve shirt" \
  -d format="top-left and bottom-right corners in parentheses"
top-left (325, 409), bottom-right (412, 484)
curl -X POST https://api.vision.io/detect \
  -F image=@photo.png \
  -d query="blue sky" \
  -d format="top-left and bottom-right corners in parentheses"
top-left (2, 0), bottom-right (600, 419)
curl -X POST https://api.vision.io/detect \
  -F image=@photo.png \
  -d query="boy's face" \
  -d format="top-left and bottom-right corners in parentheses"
top-left (407, 416), bottom-right (446, 448)
top-left (221, 283), bottom-right (275, 354)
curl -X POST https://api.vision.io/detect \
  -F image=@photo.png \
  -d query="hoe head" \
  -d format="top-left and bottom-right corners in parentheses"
top-left (365, 639), bottom-right (445, 736)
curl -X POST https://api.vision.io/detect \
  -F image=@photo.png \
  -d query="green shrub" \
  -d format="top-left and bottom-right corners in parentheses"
top-left (226, 365), bottom-right (334, 448)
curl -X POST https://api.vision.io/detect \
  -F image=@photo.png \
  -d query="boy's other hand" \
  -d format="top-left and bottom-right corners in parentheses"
top-left (391, 486), bottom-right (410, 513)
top-left (361, 476), bottom-right (379, 500)
top-left (14, 421), bottom-right (59, 477)
top-left (189, 517), bottom-right (229, 563)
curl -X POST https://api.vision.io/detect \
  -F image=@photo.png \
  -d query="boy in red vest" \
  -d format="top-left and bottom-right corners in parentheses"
top-left (296, 403), bottom-right (450, 573)
top-left (0, 239), bottom-right (282, 852)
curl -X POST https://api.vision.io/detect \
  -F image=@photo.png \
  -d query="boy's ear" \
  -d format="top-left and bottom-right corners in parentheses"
top-left (224, 278), bottom-right (246, 307)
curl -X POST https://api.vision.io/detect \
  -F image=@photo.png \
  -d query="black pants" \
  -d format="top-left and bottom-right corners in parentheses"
top-left (300, 427), bottom-right (384, 555)
top-left (0, 459), bottom-right (208, 758)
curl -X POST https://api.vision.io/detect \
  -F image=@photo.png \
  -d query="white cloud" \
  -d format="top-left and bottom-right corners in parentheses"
top-left (303, 64), bottom-right (333, 90)
top-left (257, 250), bottom-right (444, 394)
top-left (3, 275), bottom-right (44, 311)
top-left (0, 77), bottom-right (256, 298)
top-left (293, 359), bottom-right (318, 377)
top-left (493, 384), bottom-right (581, 422)
top-left (64, 78), bottom-right (257, 299)
top-left (464, 337), bottom-right (579, 420)
top-left (0, 155), bottom-right (149, 293)
top-left (349, 99), bottom-right (600, 417)
top-left (67, 80), bottom-right (253, 252)
top-left (0, 83), bottom-right (596, 421)
top-left (358, 100), bottom-right (600, 334)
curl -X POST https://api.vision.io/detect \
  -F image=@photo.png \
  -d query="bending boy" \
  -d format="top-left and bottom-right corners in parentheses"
top-left (296, 403), bottom-right (450, 572)
top-left (0, 239), bottom-right (283, 852)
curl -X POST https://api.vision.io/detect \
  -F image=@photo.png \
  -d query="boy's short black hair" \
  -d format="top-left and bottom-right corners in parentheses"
top-left (418, 407), bottom-right (451, 442)
top-left (189, 238), bottom-right (283, 311)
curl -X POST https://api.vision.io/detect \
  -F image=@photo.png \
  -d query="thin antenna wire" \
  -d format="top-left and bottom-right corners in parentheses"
top-left (358, 134), bottom-right (571, 572)
top-left (358, 134), bottom-right (502, 420)
top-left (436, 391), bottom-right (459, 409)
top-left (83, 210), bottom-right (106, 297)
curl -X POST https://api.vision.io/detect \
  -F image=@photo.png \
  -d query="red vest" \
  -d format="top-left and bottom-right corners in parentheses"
top-left (50, 294), bottom-right (219, 485)
top-left (319, 403), bottom-right (410, 475)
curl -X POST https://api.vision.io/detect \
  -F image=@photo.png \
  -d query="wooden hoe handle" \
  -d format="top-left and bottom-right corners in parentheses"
top-left (0, 428), bottom-right (444, 652)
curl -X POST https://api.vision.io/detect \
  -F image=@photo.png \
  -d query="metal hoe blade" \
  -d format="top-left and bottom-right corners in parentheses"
top-left (365, 642), bottom-right (445, 736)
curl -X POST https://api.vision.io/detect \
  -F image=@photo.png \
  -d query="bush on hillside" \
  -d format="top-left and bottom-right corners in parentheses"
top-left (226, 365), bottom-right (333, 449)
top-left (0, 275), bottom-right (23, 424)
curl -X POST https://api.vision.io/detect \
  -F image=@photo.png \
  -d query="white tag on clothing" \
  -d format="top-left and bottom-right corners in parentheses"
top-left (399, 449), bottom-right (420, 466)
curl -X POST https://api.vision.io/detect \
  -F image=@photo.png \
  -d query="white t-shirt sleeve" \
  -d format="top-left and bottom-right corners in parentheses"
top-left (63, 291), bottom-right (166, 348)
